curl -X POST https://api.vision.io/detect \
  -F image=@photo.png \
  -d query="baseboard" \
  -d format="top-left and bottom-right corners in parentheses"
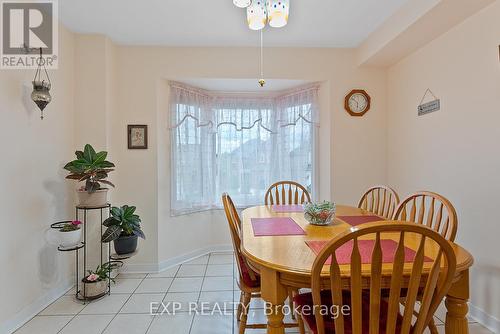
top-left (1, 280), bottom-right (73, 334)
top-left (121, 244), bottom-right (233, 274)
top-left (469, 303), bottom-right (500, 333)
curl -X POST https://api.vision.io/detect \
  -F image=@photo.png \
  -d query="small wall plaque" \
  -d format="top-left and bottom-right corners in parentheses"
top-left (418, 99), bottom-right (440, 116)
top-left (418, 89), bottom-right (440, 116)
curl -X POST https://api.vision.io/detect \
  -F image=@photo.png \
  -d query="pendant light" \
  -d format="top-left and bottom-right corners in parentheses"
top-left (267, 0), bottom-right (289, 28)
top-left (247, 0), bottom-right (267, 31)
top-left (31, 47), bottom-right (52, 120)
top-left (233, 0), bottom-right (251, 8)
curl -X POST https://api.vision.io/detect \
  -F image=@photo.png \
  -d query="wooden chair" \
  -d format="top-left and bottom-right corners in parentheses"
top-left (393, 191), bottom-right (458, 242)
top-left (358, 185), bottom-right (400, 219)
top-left (294, 222), bottom-right (457, 334)
top-left (222, 193), bottom-right (304, 334)
top-left (264, 181), bottom-right (311, 205)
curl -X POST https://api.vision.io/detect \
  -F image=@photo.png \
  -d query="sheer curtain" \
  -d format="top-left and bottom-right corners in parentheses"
top-left (169, 81), bottom-right (320, 216)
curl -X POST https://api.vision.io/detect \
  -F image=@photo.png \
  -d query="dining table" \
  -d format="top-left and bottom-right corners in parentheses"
top-left (241, 205), bottom-right (474, 334)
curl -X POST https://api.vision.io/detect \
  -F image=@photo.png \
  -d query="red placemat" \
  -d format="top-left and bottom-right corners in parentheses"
top-left (306, 239), bottom-right (432, 265)
top-left (251, 217), bottom-right (306, 236)
top-left (272, 205), bottom-right (304, 213)
top-left (337, 215), bottom-right (385, 227)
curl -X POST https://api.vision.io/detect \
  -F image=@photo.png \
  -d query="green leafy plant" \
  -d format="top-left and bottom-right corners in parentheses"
top-left (102, 205), bottom-right (146, 243)
top-left (64, 144), bottom-right (115, 193)
top-left (60, 220), bottom-right (82, 232)
top-left (84, 262), bottom-right (121, 283)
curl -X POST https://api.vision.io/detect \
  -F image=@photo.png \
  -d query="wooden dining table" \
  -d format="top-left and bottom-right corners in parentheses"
top-left (241, 205), bottom-right (474, 334)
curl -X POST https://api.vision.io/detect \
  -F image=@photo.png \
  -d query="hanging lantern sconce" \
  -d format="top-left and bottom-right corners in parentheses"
top-left (31, 47), bottom-right (52, 120)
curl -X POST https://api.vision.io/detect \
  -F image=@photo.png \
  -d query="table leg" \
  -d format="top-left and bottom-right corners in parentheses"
top-left (445, 270), bottom-right (470, 334)
top-left (259, 267), bottom-right (288, 334)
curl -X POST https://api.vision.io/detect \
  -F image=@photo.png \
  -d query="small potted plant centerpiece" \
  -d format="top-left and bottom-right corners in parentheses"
top-left (82, 262), bottom-right (119, 298)
top-left (304, 201), bottom-right (336, 226)
top-left (64, 144), bottom-right (115, 207)
top-left (57, 220), bottom-right (83, 248)
top-left (102, 205), bottom-right (145, 255)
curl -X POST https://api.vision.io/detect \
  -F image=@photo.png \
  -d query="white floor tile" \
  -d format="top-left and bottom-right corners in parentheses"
top-left (103, 314), bottom-right (155, 334)
top-left (59, 314), bottom-right (114, 334)
top-left (79, 294), bottom-right (130, 315)
top-left (208, 254), bottom-right (234, 265)
top-left (202, 276), bottom-right (234, 291)
top-left (39, 296), bottom-right (85, 315)
top-left (15, 316), bottom-right (73, 334)
top-left (135, 278), bottom-right (173, 293)
top-left (111, 278), bottom-right (143, 294)
top-left (15, 252), bottom-right (496, 334)
top-left (147, 266), bottom-right (180, 278)
top-left (117, 273), bottom-right (147, 279)
top-left (206, 264), bottom-right (233, 277)
top-left (163, 292), bottom-right (200, 312)
top-left (147, 313), bottom-right (194, 334)
top-left (120, 293), bottom-right (165, 314)
top-left (199, 290), bottom-right (234, 305)
top-left (190, 314), bottom-right (233, 334)
top-left (184, 255), bottom-right (209, 265)
top-left (168, 277), bottom-right (204, 293)
top-left (177, 264), bottom-right (207, 277)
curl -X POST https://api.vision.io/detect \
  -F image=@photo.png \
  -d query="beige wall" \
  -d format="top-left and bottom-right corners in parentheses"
top-left (0, 25), bottom-right (76, 331)
top-left (104, 46), bottom-right (388, 269)
top-left (387, 1), bottom-right (500, 325)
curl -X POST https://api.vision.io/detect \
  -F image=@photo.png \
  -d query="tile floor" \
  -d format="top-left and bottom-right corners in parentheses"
top-left (15, 252), bottom-right (493, 334)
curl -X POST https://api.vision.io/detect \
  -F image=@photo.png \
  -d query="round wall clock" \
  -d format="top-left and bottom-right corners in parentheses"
top-left (345, 89), bottom-right (371, 116)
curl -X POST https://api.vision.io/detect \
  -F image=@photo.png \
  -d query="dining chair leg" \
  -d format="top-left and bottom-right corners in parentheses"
top-left (237, 291), bottom-right (244, 321)
top-left (291, 289), bottom-right (306, 334)
top-left (428, 317), bottom-right (439, 334)
top-left (239, 292), bottom-right (251, 334)
top-left (288, 289), bottom-right (295, 320)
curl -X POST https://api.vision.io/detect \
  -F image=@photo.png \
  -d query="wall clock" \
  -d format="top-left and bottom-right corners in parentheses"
top-left (345, 89), bottom-right (371, 116)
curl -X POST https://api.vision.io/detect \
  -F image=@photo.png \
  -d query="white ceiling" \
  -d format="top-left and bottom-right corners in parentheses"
top-left (59, 0), bottom-right (410, 48)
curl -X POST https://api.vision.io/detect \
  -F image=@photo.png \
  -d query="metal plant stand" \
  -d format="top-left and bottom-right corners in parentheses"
top-left (52, 203), bottom-right (121, 302)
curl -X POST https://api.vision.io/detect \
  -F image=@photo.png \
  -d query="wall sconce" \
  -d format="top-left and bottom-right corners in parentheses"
top-left (31, 47), bottom-right (52, 120)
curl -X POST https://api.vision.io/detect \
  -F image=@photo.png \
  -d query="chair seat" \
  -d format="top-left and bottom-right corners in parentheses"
top-left (294, 290), bottom-right (404, 334)
top-left (237, 254), bottom-right (260, 288)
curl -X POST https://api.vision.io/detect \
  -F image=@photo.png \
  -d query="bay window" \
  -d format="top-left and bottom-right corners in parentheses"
top-left (169, 82), bottom-right (319, 216)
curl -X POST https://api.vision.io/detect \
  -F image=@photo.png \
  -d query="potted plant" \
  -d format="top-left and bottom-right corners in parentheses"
top-left (64, 144), bottom-right (115, 207)
top-left (57, 220), bottom-right (82, 248)
top-left (102, 205), bottom-right (145, 255)
top-left (82, 262), bottom-right (119, 298)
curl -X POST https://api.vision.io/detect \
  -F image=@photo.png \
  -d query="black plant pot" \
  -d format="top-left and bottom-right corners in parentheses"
top-left (114, 235), bottom-right (138, 255)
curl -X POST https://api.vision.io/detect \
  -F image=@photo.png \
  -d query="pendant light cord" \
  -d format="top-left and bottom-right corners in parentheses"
top-left (260, 29), bottom-right (264, 78)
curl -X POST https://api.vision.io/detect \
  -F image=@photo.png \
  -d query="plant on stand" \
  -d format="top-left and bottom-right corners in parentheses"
top-left (64, 144), bottom-right (115, 207)
top-left (57, 220), bottom-right (83, 248)
top-left (82, 262), bottom-right (120, 298)
top-left (102, 205), bottom-right (145, 255)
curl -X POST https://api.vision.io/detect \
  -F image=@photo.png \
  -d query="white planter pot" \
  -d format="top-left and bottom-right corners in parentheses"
top-left (77, 188), bottom-right (108, 207)
top-left (58, 228), bottom-right (82, 248)
top-left (81, 279), bottom-right (108, 298)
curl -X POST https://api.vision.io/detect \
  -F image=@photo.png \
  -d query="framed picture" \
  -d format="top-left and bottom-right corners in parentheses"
top-left (128, 125), bottom-right (148, 149)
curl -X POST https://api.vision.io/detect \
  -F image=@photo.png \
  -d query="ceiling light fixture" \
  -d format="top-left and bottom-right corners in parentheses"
top-left (267, 0), bottom-right (289, 28)
top-left (246, 0), bottom-right (267, 31)
top-left (237, 0), bottom-right (290, 30)
top-left (233, 0), bottom-right (251, 8)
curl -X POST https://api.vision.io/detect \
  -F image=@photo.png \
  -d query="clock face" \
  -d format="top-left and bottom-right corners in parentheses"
top-left (348, 93), bottom-right (369, 113)
top-left (345, 90), bottom-right (371, 116)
